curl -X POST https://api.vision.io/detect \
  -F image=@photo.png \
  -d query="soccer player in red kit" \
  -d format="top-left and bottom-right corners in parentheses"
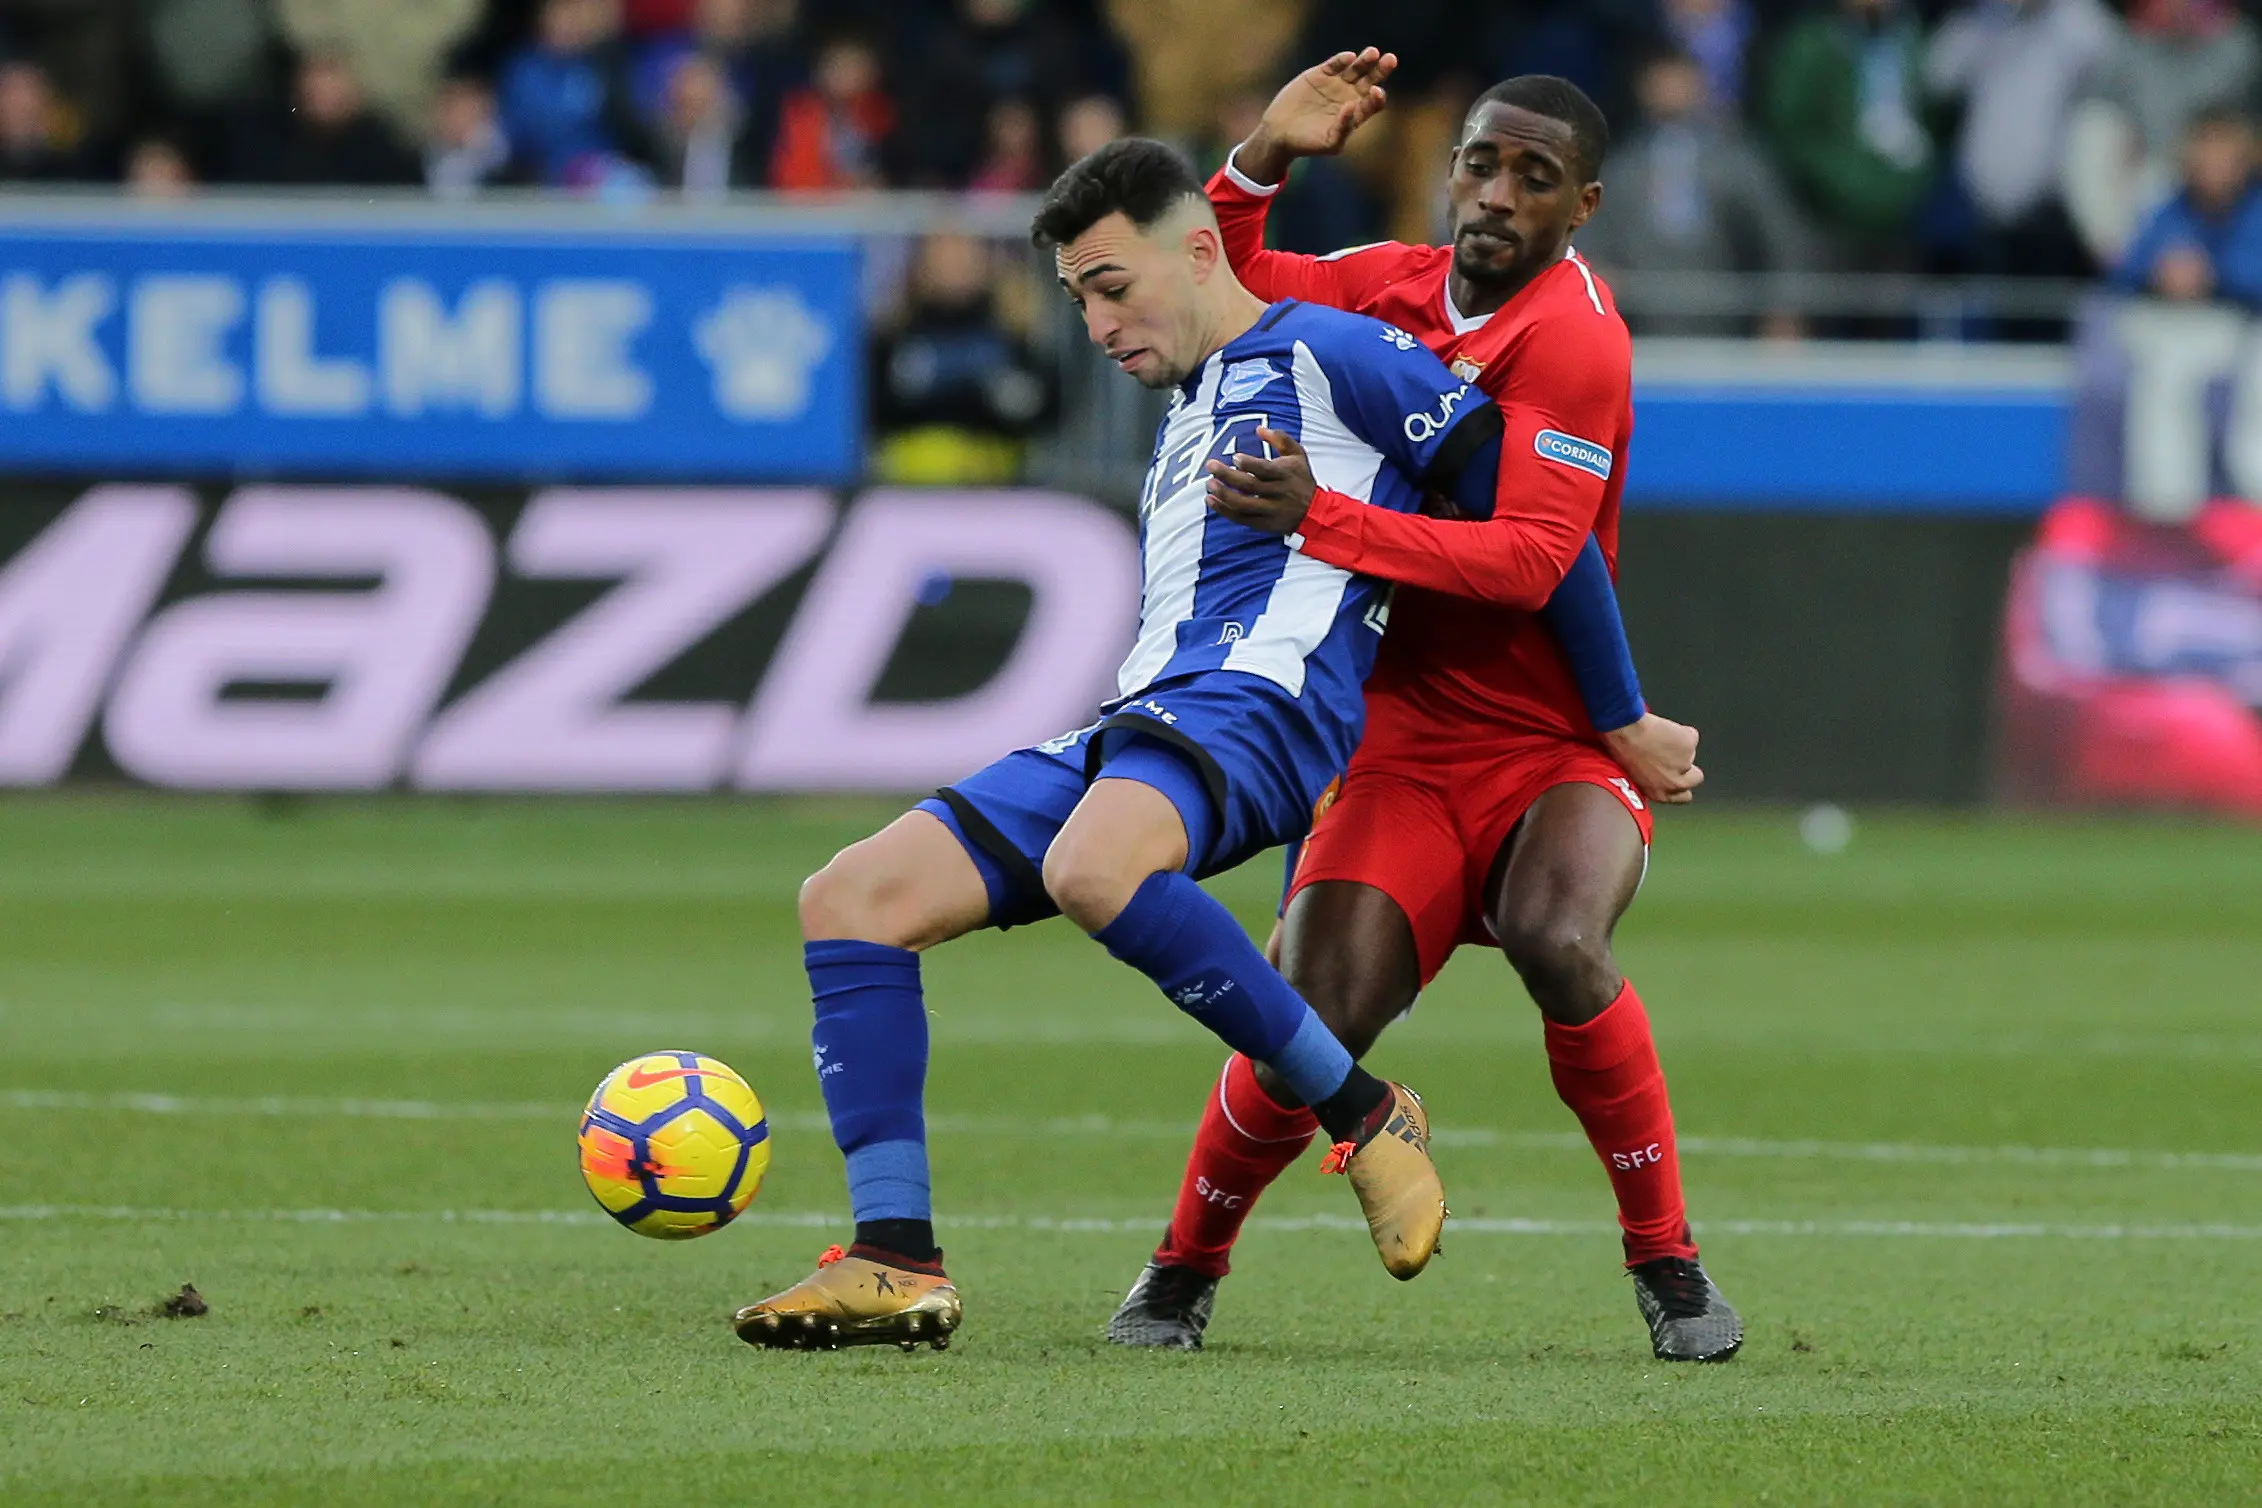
top-left (1106, 52), bottom-right (1743, 1361)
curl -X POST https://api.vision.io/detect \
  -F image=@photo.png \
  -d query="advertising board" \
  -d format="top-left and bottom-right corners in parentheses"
top-left (0, 483), bottom-right (1139, 792)
top-left (0, 223), bottom-right (860, 480)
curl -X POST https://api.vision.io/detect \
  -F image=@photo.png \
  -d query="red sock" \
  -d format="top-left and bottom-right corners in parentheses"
top-left (1543, 980), bottom-right (1699, 1266)
top-left (1153, 1055), bottom-right (1318, 1277)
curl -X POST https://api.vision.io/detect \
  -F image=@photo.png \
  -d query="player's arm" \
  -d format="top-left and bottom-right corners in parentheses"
top-left (1207, 48), bottom-right (1405, 307)
top-left (1267, 312), bottom-right (1633, 611)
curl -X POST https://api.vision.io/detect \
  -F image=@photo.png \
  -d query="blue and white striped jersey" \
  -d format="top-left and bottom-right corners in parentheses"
top-left (1114, 298), bottom-right (1502, 734)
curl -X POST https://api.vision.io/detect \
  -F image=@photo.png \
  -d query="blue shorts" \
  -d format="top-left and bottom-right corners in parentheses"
top-left (917, 673), bottom-right (1343, 930)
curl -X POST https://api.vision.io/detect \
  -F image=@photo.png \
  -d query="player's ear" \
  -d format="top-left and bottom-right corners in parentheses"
top-left (1184, 221), bottom-right (1222, 283)
top-left (1569, 179), bottom-right (1603, 232)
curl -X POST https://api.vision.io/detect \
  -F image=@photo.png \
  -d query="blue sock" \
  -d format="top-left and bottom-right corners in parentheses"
top-left (1092, 871), bottom-right (1355, 1106)
top-left (805, 939), bottom-right (930, 1224)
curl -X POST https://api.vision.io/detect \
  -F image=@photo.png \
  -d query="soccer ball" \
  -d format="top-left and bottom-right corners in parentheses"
top-left (577, 1051), bottom-right (771, 1239)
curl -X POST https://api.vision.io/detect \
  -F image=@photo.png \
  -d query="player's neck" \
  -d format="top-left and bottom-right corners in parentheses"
top-left (1448, 250), bottom-right (1560, 322)
top-left (1193, 283), bottom-right (1272, 371)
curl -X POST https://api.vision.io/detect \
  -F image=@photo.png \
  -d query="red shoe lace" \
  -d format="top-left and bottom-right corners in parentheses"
top-left (817, 1243), bottom-right (846, 1266)
top-left (1318, 1140), bottom-right (1356, 1175)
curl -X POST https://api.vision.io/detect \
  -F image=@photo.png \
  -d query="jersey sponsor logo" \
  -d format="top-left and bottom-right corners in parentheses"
top-left (1215, 621), bottom-right (1245, 644)
top-left (1218, 359), bottom-right (1283, 404)
top-left (1608, 776), bottom-right (1646, 812)
top-left (1535, 429), bottom-right (1613, 479)
top-left (1402, 383), bottom-right (1472, 443)
top-left (1377, 325), bottom-right (1421, 353)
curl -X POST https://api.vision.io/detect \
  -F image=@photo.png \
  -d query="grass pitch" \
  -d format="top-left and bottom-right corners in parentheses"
top-left (1, 797), bottom-right (2258, 1505)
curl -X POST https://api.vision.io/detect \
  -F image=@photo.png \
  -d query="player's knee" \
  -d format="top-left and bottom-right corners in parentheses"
top-left (1040, 840), bottom-right (1143, 933)
top-left (799, 842), bottom-right (915, 945)
top-left (1495, 899), bottom-right (1615, 1015)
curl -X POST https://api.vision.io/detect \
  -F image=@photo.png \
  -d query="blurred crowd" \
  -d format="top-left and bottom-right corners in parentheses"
top-left (5, 0), bottom-right (2262, 463)
top-left (4, 0), bottom-right (2257, 291)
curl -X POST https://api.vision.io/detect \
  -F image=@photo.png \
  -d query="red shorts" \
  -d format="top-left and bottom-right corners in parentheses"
top-left (1288, 732), bottom-right (1654, 987)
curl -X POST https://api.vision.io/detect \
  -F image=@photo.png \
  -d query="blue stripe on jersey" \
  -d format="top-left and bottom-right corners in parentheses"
top-left (1112, 300), bottom-right (1496, 773)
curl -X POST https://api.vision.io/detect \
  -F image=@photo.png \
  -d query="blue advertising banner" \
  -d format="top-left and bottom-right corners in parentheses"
top-left (1626, 387), bottom-right (2069, 513)
top-left (0, 226), bottom-right (860, 481)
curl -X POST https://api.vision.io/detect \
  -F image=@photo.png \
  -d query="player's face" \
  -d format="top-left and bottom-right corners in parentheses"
top-left (1447, 104), bottom-right (1603, 289)
top-left (1056, 212), bottom-right (1204, 389)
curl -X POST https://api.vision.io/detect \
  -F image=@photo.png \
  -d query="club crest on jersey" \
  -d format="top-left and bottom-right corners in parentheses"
top-left (1450, 357), bottom-right (1486, 382)
top-left (1219, 359), bottom-right (1283, 404)
top-left (1535, 429), bottom-right (1613, 480)
top-left (1377, 325), bottom-right (1421, 352)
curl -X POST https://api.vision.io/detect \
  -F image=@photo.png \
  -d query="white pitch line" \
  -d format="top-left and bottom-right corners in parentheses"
top-left (10, 1088), bottom-right (2262, 1176)
top-left (3, 1204), bottom-right (2260, 1241)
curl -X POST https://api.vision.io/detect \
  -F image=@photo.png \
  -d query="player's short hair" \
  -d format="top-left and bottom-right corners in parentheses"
top-left (1464, 74), bottom-right (1611, 181)
top-left (1030, 137), bottom-right (1206, 248)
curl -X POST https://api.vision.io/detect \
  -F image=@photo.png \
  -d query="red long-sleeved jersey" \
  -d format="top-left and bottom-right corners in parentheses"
top-left (1208, 159), bottom-right (1635, 744)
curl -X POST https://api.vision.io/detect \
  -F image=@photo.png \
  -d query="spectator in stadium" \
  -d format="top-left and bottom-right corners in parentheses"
top-left (870, 230), bottom-right (1054, 485)
top-left (273, 0), bottom-right (480, 135)
top-left (498, 0), bottom-right (652, 186)
top-left (124, 136), bottom-right (198, 198)
top-left (767, 34), bottom-right (893, 191)
top-left (628, 0), bottom-right (802, 173)
top-left (895, 0), bottom-right (1128, 187)
top-left (265, 48), bottom-right (421, 184)
top-left (1579, 47), bottom-right (1812, 338)
top-left (1925, 0), bottom-right (2115, 279)
top-left (1466, 0), bottom-right (1662, 128)
top-left (1056, 91), bottom-right (1124, 165)
top-left (1763, 0), bottom-right (1935, 267)
top-left (0, 59), bottom-right (85, 181)
top-left (2112, 108), bottom-right (2262, 307)
top-left (1663, 0), bottom-right (1756, 117)
top-left (2061, 0), bottom-right (2262, 267)
top-left (969, 97), bottom-right (1048, 192)
top-left (1115, 0), bottom-right (1297, 144)
top-left (650, 51), bottom-right (758, 195)
top-left (424, 73), bottom-right (529, 196)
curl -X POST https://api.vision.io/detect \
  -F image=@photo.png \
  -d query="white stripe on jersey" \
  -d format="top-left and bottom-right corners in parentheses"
top-left (1115, 359), bottom-right (1224, 698)
top-left (1218, 342), bottom-right (1373, 693)
top-left (1566, 248), bottom-right (1607, 315)
top-left (1285, 340), bottom-right (1383, 501)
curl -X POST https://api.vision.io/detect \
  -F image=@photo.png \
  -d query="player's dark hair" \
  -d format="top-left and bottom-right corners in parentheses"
top-left (1464, 74), bottom-right (1611, 181)
top-left (1030, 137), bottom-right (1206, 248)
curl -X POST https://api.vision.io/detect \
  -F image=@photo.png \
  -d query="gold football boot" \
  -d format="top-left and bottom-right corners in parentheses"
top-left (733, 1245), bottom-right (962, 1352)
top-left (1319, 1083), bottom-right (1447, 1280)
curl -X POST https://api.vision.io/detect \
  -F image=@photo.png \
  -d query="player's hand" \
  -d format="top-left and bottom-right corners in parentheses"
top-left (1205, 427), bottom-right (1316, 535)
top-left (1236, 47), bottom-right (1396, 185)
top-left (1602, 713), bottom-right (1704, 806)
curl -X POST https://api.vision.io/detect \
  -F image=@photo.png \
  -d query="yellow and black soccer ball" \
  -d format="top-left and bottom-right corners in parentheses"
top-left (577, 1052), bottom-right (770, 1239)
